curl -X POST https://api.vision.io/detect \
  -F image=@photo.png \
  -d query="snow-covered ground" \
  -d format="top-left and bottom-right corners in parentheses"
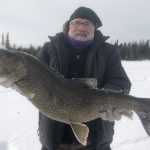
top-left (0, 61), bottom-right (150, 150)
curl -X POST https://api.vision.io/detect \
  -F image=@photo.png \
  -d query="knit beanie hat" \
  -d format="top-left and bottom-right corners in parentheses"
top-left (69, 6), bottom-right (102, 29)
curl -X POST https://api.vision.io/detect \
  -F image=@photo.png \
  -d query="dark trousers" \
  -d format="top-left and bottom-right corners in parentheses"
top-left (41, 144), bottom-right (111, 150)
top-left (39, 115), bottom-right (113, 150)
top-left (41, 140), bottom-right (111, 150)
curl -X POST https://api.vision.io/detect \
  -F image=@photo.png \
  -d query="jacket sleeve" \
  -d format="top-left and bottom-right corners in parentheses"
top-left (37, 42), bottom-right (50, 65)
top-left (37, 42), bottom-right (59, 71)
top-left (102, 43), bottom-right (131, 93)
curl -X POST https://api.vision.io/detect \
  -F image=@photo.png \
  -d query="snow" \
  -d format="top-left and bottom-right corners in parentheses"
top-left (0, 61), bottom-right (150, 150)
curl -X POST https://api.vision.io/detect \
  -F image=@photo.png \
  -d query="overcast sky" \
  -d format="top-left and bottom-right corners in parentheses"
top-left (0, 0), bottom-right (150, 47)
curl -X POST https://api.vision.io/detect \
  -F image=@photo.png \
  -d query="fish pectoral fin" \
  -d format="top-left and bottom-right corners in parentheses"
top-left (70, 123), bottom-right (89, 145)
top-left (13, 84), bottom-right (35, 99)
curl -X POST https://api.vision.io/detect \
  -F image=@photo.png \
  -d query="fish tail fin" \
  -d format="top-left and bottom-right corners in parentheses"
top-left (136, 111), bottom-right (150, 136)
top-left (135, 98), bottom-right (150, 136)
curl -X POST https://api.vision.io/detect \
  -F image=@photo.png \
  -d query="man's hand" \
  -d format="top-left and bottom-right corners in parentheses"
top-left (100, 108), bottom-right (133, 122)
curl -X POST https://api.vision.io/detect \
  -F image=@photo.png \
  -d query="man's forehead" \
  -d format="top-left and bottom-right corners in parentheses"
top-left (71, 18), bottom-right (92, 23)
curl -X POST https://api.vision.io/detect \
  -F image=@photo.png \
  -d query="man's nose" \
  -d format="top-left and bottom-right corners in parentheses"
top-left (77, 25), bottom-right (86, 31)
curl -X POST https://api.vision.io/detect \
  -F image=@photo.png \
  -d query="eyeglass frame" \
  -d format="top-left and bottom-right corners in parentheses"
top-left (69, 19), bottom-right (94, 28)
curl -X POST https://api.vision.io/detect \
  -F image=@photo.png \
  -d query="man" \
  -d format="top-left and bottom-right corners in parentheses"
top-left (37, 6), bottom-right (131, 150)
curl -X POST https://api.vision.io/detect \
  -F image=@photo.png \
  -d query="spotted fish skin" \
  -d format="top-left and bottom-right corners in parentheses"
top-left (0, 48), bottom-right (150, 145)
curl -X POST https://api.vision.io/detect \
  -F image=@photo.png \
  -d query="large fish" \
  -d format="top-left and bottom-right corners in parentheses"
top-left (0, 48), bottom-right (150, 145)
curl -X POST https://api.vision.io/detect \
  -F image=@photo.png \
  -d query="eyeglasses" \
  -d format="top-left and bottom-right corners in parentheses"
top-left (70, 20), bottom-right (94, 28)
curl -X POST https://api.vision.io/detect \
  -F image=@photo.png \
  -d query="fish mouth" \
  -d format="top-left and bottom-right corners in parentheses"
top-left (0, 77), bottom-right (7, 83)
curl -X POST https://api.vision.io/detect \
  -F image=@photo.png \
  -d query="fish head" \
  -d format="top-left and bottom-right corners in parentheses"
top-left (0, 48), bottom-right (26, 84)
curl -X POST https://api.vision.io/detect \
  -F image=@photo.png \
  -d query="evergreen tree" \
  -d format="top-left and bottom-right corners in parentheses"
top-left (5, 32), bottom-right (11, 49)
top-left (1, 33), bottom-right (5, 46)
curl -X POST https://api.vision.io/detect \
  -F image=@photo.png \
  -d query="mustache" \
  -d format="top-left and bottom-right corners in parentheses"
top-left (75, 32), bottom-right (88, 37)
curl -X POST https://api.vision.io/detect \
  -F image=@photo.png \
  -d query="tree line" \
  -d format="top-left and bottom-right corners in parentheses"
top-left (1, 33), bottom-right (11, 50)
top-left (114, 40), bottom-right (150, 60)
top-left (1, 33), bottom-right (41, 56)
top-left (1, 33), bottom-right (150, 60)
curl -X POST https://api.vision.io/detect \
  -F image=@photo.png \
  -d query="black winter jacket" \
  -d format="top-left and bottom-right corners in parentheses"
top-left (37, 30), bottom-right (131, 150)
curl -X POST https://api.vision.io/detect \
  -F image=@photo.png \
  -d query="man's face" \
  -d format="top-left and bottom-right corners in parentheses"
top-left (68, 18), bottom-right (95, 41)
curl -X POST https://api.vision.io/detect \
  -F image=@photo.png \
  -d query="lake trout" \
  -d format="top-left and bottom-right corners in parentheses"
top-left (0, 48), bottom-right (150, 145)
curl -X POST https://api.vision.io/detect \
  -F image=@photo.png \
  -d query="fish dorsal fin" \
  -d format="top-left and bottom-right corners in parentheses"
top-left (70, 123), bottom-right (89, 145)
top-left (66, 78), bottom-right (97, 89)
